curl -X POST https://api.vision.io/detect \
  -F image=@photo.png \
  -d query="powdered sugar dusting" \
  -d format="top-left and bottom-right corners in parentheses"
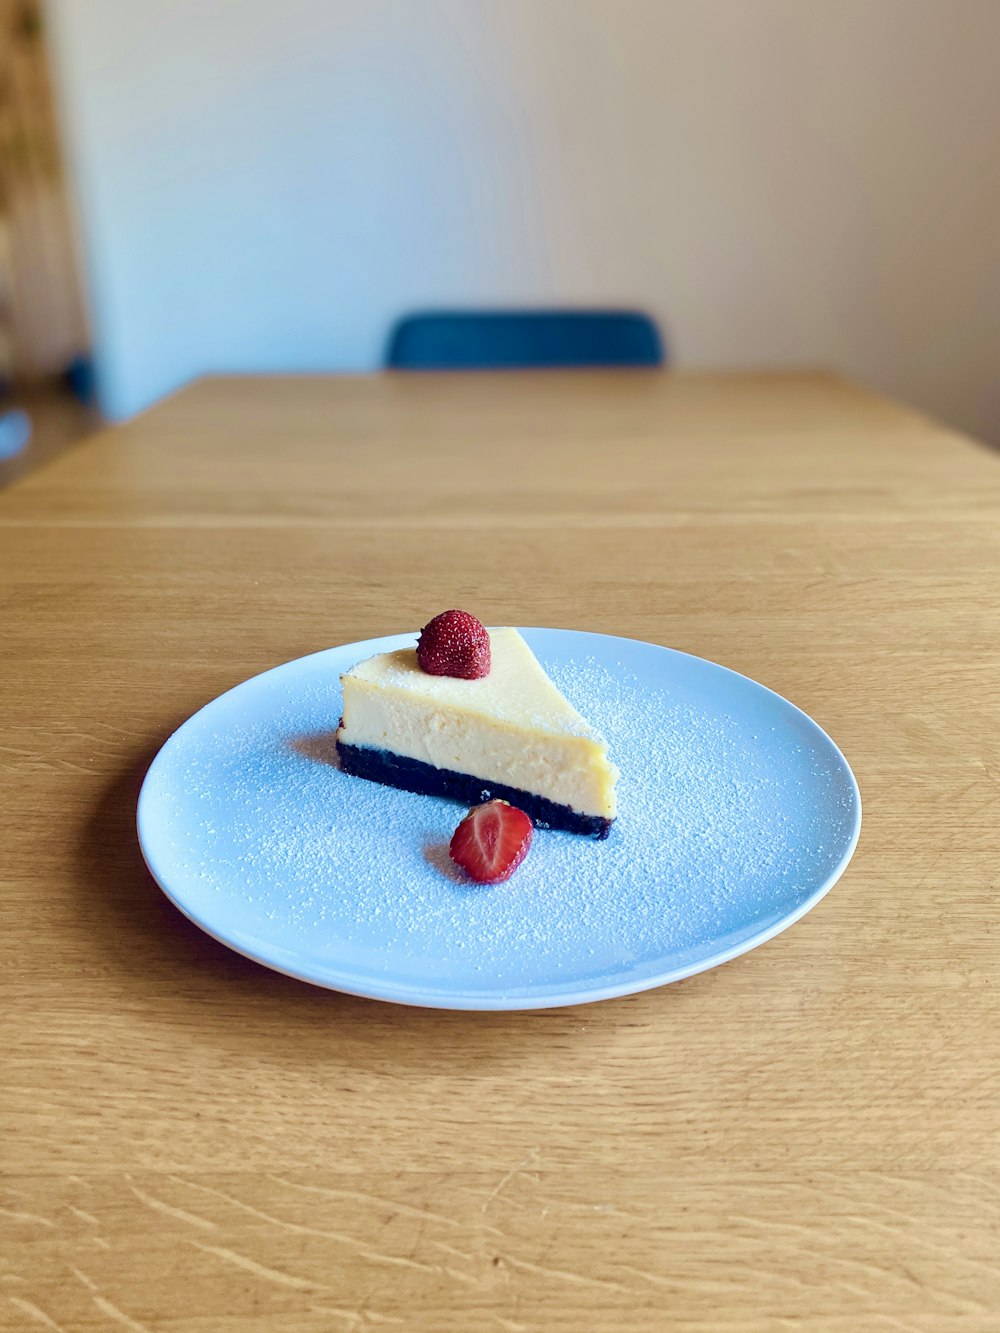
top-left (141, 636), bottom-right (859, 1000)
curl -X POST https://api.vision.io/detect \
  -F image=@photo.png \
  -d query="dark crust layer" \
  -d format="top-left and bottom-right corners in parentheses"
top-left (336, 741), bottom-right (613, 839)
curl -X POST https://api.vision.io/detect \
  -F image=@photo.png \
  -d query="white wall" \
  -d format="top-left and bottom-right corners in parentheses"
top-left (49, 0), bottom-right (1000, 440)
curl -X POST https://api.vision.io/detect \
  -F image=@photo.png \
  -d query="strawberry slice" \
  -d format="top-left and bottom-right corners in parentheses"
top-left (449, 800), bottom-right (534, 884)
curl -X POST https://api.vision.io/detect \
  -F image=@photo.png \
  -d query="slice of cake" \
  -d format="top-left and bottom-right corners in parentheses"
top-left (335, 621), bottom-right (618, 838)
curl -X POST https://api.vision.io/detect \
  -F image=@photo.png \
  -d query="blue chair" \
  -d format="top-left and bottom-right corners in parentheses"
top-left (386, 309), bottom-right (664, 370)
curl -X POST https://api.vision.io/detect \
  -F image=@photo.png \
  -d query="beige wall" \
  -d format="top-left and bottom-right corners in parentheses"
top-left (52, 0), bottom-right (1000, 437)
top-left (474, 0), bottom-right (1000, 442)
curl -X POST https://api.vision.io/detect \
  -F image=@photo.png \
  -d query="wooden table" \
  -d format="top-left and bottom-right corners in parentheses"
top-left (3, 372), bottom-right (999, 1331)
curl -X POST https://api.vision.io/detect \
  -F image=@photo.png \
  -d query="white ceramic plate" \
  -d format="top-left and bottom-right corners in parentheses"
top-left (137, 629), bottom-right (861, 1009)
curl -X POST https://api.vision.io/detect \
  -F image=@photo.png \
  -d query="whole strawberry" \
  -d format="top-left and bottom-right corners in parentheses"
top-left (450, 800), bottom-right (534, 883)
top-left (417, 610), bottom-right (491, 679)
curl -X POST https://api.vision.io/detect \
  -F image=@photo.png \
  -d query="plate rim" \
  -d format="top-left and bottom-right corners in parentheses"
top-left (136, 627), bottom-right (862, 1010)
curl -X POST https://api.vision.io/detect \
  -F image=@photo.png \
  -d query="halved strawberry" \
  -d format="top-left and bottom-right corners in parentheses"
top-left (449, 800), bottom-right (533, 884)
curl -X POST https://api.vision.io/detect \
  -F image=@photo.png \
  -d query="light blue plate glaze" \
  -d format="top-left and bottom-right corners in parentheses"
top-left (137, 630), bottom-right (861, 1009)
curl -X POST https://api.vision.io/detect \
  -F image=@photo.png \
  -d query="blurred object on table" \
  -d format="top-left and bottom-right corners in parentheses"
top-left (0, 379), bottom-right (95, 485)
top-left (0, 398), bottom-right (29, 457)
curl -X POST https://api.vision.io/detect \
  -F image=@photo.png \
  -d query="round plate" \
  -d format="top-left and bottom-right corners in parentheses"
top-left (137, 629), bottom-right (861, 1009)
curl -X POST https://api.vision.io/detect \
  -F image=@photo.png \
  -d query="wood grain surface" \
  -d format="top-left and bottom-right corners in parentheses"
top-left (2, 371), bottom-right (999, 1331)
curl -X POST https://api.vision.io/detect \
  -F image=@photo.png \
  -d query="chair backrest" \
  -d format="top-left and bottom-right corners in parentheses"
top-left (386, 309), bottom-right (664, 370)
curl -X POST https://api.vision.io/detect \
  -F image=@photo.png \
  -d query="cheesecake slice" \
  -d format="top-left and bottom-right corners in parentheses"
top-left (335, 628), bottom-right (618, 837)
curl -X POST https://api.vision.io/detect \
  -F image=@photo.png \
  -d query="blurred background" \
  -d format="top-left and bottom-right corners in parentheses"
top-left (2, 0), bottom-right (998, 474)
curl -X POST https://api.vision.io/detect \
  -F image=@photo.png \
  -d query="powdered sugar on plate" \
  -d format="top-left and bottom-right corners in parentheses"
top-left (138, 630), bottom-right (860, 1005)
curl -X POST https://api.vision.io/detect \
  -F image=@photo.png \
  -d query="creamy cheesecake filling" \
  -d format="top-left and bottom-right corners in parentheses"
top-left (339, 682), bottom-right (617, 816)
top-left (336, 629), bottom-right (618, 820)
